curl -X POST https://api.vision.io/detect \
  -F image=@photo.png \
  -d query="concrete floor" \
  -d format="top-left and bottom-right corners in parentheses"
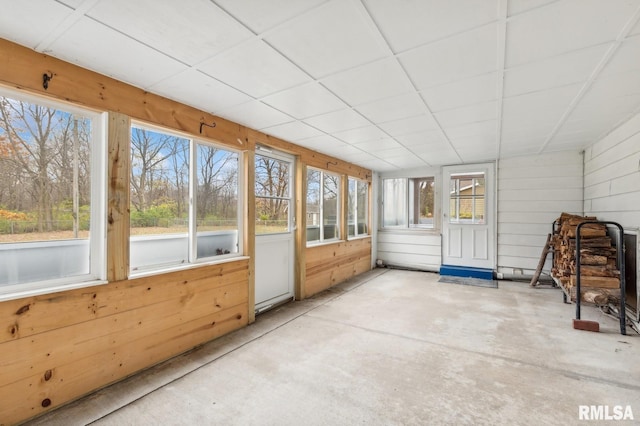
top-left (27, 269), bottom-right (640, 426)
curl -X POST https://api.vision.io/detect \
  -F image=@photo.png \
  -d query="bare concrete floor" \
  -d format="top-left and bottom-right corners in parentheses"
top-left (27, 269), bottom-right (640, 425)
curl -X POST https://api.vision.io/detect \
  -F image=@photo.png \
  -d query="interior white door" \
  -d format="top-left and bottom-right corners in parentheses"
top-left (441, 163), bottom-right (495, 270)
top-left (254, 149), bottom-right (295, 312)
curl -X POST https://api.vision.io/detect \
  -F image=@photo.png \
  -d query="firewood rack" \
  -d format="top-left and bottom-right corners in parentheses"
top-left (576, 221), bottom-right (626, 335)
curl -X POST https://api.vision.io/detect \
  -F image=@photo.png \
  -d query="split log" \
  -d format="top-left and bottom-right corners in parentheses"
top-left (570, 275), bottom-right (620, 289)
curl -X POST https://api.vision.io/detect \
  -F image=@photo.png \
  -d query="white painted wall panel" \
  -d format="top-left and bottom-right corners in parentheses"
top-left (497, 151), bottom-right (583, 275)
top-left (584, 111), bottom-right (640, 231)
top-left (377, 230), bottom-right (441, 271)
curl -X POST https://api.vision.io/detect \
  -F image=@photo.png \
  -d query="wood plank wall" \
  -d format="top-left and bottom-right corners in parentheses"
top-left (0, 261), bottom-right (249, 424)
top-left (0, 38), bottom-right (373, 423)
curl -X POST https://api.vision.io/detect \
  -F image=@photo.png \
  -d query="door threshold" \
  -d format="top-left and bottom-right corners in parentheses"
top-left (440, 264), bottom-right (494, 280)
top-left (255, 296), bottom-right (295, 316)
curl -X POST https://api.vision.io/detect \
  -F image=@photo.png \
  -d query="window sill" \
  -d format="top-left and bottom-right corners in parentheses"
top-left (379, 228), bottom-right (440, 235)
top-left (306, 239), bottom-right (345, 248)
top-left (0, 278), bottom-right (109, 303)
top-left (129, 255), bottom-right (250, 280)
top-left (347, 235), bottom-right (371, 241)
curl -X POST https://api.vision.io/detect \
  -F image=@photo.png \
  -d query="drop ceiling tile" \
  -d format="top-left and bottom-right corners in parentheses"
top-left (149, 69), bottom-right (252, 114)
top-left (215, 0), bottom-right (329, 33)
top-left (378, 115), bottom-right (438, 137)
top-left (339, 151), bottom-right (378, 163)
top-left (262, 82), bottom-right (346, 119)
top-left (197, 39), bottom-right (311, 98)
top-left (364, 0), bottom-right (497, 53)
top-left (386, 156), bottom-right (428, 169)
top-left (264, 1), bottom-right (387, 78)
top-left (396, 130), bottom-right (446, 148)
top-left (419, 150), bottom-right (461, 166)
top-left (504, 44), bottom-right (609, 97)
top-left (422, 73), bottom-right (497, 112)
top-left (0, 1), bottom-right (73, 49)
top-left (321, 58), bottom-right (414, 106)
top-left (445, 120), bottom-right (497, 140)
top-left (458, 148), bottom-right (496, 163)
top-left (506, 0), bottom-right (638, 67)
top-left (297, 134), bottom-right (347, 153)
top-left (501, 84), bottom-right (582, 131)
top-left (434, 101), bottom-right (497, 127)
top-left (601, 35), bottom-right (640, 77)
top-left (87, 0), bottom-right (253, 65)
top-left (352, 138), bottom-right (403, 151)
top-left (334, 126), bottom-right (388, 144)
top-left (47, 17), bottom-right (186, 88)
top-left (261, 121), bottom-right (323, 141)
top-left (500, 143), bottom-right (540, 158)
top-left (632, 18), bottom-right (640, 36)
top-left (357, 158), bottom-right (398, 172)
top-left (57, 0), bottom-right (84, 7)
top-left (399, 24), bottom-right (497, 89)
top-left (507, 0), bottom-right (557, 17)
top-left (356, 93), bottom-right (426, 124)
top-left (373, 146), bottom-right (413, 158)
top-left (303, 108), bottom-right (371, 133)
top-left (217, 100), bottom-right (293, 130)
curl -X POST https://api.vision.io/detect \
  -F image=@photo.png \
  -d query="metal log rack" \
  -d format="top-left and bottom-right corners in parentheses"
top-left (576, 221), bottom-right (626, 335)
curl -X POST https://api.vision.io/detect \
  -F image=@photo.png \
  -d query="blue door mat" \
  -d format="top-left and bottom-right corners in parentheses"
top-left (438, 276), bottom-right (498, 288)
top-left (439, 264), bottom-right (494, 280)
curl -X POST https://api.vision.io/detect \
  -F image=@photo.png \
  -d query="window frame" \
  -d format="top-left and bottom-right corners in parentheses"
top-left (347, 177), bottom-right (369, 239)
top-left (306, 167), bottom-right (341, 245)
top-left (381, 176), bottom-right (436, 231)
top-left (0, 87), bottom-right (107, 301)
top-left (129, 121), bottom-right (243, 276)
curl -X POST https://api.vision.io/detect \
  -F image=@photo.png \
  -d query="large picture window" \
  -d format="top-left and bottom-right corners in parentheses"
top-left (0, 90), bottom-right (105, 297)
top-left (306, 168), bottom-right (340, 244)
top-left (130, 124), bottom-right (240, 273)
top-left (348, 177), bottom-right (369, 238)
top-left (382, 177), bottom-right (435, 229)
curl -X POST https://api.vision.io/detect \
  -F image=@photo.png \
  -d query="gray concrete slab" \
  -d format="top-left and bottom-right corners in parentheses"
top-left (27, 269), bottom-right (639, 425)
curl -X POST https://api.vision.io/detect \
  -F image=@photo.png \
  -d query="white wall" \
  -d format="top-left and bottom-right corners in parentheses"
top-left (583, 112), bottom-right (640, 229)
top-left (497, 151), bottom-right (583, 275)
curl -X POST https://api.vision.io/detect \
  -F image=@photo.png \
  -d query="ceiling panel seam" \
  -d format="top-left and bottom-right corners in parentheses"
top-left (36, 0), bottom-right (101, 52)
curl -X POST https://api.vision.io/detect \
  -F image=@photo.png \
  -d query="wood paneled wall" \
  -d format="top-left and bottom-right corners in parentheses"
top-left (305, 238), bottom-right (372, 297)
top-left (0, 261), bottom-right (249, 424)
top-left (0, 37), bottom-right (372, 424)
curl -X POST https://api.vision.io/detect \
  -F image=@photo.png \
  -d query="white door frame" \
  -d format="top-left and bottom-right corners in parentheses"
top-left (254, 148), bottom-right (295, 313)
top-left (441, 163), bottom-right (496, 271)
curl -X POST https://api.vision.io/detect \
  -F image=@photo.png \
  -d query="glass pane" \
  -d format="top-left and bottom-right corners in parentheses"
top-left (449, 172), bottom-right (485, 224)
top-left (0, 96), bottom-right (93, 285)
top-left (348, 179), bottom-right (356, 237)
top-left (306, 169), bottom-right (321, 242)
top-left (383, 178), bottom-right (407, 227)
top-left (323, 173), bottom-right (340, 240)
top-left (130, 127), bottom-right (190, 270)
top-left (255, 154), bottom-right (289, 198)
top-left (196, 145), bottom-right (239, 258)
top-left (409, 177), bottom-right (434, 228)
top-left (256, 198), bottom-right (289, 234)
top-left (357, 180), bottom-right (368, 235)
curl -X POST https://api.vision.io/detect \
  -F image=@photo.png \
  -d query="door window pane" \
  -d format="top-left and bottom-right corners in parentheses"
top-left (255, 154), bottom-right (290, 235)
top-left (449, 172), bottom-right (485, 224)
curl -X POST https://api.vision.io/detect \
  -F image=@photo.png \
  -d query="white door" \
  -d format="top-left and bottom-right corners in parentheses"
top-left (441, 163), bottom-right (495, 270)
top-left (254, 149), bottom-right (295, 313)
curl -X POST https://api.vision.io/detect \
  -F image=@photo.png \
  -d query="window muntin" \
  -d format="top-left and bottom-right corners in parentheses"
top-left (348, 178), bottom-right (369, 238)
top-left (255, 154), bottom-right (290, 235)
top-left (130, 124), bottom-right (240, 273)
top-left (449, 172), bottom-right (485, 224)
top-left (383, 177), bottom-right (435, 230)
top-left (0, 90), bottom-right (105, 294)
top-left (306, 168), bottom-right (341, 244)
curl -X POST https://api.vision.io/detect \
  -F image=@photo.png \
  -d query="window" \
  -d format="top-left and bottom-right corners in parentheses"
top-left (449, 172), bottom-right (485, 224)
top-left (348, 177), bottom-right (369, 238)
top-left (0, 90), bottom-right (105, 297)
top-left (382, 177), bottom-right (435, 229)
top-left (130, 124), bottom-right (240, 273)
top-left (306, 168), bottom-right (340, 243)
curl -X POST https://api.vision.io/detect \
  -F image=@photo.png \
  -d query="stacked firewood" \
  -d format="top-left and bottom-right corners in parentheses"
top-left (551, 213), bottom-right (621, 304)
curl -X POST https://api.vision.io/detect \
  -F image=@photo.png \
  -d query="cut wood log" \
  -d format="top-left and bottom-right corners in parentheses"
top-left (570, 275), bottom-right (620, 289)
